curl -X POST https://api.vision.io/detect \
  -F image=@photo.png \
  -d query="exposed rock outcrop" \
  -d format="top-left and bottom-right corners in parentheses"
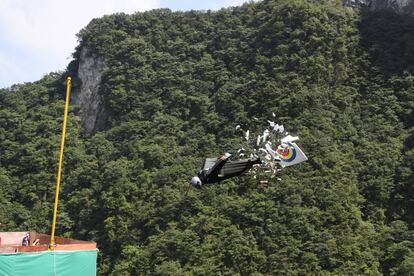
top-left (73, 47), bottom-right (108, 136)
top-left (343, 0), bottom-right (413, 12)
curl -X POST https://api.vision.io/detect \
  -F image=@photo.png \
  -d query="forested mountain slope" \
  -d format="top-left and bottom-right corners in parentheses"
top-left (1, 0), bottom-right (414, 274)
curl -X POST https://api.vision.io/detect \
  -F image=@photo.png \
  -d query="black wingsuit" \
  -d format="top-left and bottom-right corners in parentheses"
top-left (197, 157), bottom-right (261, 184)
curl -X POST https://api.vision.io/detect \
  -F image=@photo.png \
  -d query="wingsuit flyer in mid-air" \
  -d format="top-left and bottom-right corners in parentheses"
top-left (191, 117), bottom-right (308, 188)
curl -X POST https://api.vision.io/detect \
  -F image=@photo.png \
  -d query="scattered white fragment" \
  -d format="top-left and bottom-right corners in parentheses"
top-left (279, 125), bottom-right (285, 133)
top-left (262, 129), bottom-right (269, 144)
top-left (272, 112), bottom-right (276, 117)
top-left (236, 125), bottom-right (241, 130)
top-left (258, 148), bottom-right (267, 155)
top-left (245, 130), bottom-right (250, 141)
top-left (265, 142), bottom-right (276, 159)
top-left (267, 120), bottom-right (275, 127)
top-left (257, 135), bottom-right (261, 146)
top-left (281, 135), bottom-right (299, 143)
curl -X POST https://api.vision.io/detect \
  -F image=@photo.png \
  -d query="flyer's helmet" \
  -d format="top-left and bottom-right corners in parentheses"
top-left (191, 176), bottom-right (202, 188)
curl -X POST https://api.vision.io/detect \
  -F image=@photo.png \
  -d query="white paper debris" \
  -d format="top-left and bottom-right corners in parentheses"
top-left (245, 130), bottom-right (250, 141)
top-left (262, 129), bottom-right (269, 144)
top-left (281, 135), bottom-right (299, 143)
top-left (234, 115), bottom-right (307, 183)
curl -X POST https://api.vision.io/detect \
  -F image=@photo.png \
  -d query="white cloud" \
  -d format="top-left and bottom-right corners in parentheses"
top-left (0, 0), bottom-right (160, 87)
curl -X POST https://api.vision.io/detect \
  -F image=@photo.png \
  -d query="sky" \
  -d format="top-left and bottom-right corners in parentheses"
top-left (0, 0), bottom-right (252, 88)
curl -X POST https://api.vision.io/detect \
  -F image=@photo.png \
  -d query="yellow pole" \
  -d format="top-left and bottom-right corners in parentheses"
top-left (50, 77), bottom-right (71, 249)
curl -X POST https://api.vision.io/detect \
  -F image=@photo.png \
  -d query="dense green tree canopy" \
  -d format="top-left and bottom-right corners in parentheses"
top-left (1, 0), bottom-right (414, 274)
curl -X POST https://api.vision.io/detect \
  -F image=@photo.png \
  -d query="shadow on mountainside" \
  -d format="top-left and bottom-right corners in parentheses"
top-left (357, 6), bottom-right (414, 275)
top-left (358, 7), bottom-right (414, 76)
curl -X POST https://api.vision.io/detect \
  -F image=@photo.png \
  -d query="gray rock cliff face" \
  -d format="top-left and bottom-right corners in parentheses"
top-left (344, 0), bottom-right (413, 11)
top-left (73, 47), bottom-right (108, 136)
top-left (370, 0), bottom-right (410, 10)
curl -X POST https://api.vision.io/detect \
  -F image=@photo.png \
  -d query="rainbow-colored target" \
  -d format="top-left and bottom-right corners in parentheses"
top-left (276, 142), bottom-right (297, 162)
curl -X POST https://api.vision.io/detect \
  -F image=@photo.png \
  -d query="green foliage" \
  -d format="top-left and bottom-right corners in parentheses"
top-left (1, 0), bottom-right (414, 275)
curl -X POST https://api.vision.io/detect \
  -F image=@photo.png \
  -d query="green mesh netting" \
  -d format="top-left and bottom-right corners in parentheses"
top-left (0, 250), bottom-right (97, 276)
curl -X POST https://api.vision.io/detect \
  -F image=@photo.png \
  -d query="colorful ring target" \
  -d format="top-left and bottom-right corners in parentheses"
top-left (276, 142), bottom-right (297, 162)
